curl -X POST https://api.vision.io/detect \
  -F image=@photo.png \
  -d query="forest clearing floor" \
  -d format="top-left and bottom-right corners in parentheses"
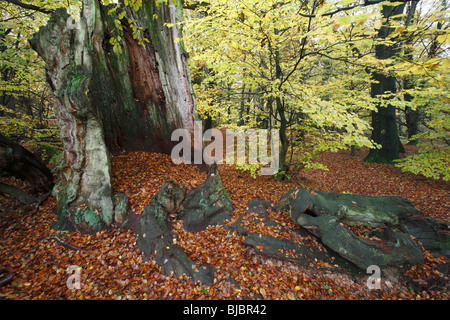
top-left (0, 146), bottom-right (448, 300)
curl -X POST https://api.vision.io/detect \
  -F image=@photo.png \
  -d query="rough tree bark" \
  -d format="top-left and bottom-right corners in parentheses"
top-left (277, 187), bottom-right (426, 270)
top-left (29, 0), bottom-right (199, 233)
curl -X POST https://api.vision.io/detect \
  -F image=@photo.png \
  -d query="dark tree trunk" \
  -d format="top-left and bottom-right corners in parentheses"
top-left (29, 0), bottom-right (199, 233)
top-left (0, 28), bottom-right (17, 112)
top-left (276, 96), bottom-right (289, 179)
top-left (365, 3), bottom-right (406, 164)
top-left (404, 92), bottom-right (420, 145)
top-left (0, 132), bottom-right (53, 193)
top-left (273, 34), bottom-right (289, 179)
top-left (402, 1), bottom-right (420, 146)
top-left (237, 84), bottom-right (246, 126)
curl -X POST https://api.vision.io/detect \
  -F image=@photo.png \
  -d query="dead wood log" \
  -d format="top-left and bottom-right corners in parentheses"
top-left (0, 132), bottom-right (53, 193)
top-left (277, 187), bottom-right (425, 270)
top-left (0, 182), bottom-right (38, 205)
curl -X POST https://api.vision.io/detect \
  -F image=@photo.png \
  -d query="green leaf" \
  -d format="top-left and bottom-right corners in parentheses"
top-left (114, 19), bottom-right (122, 30)
top-left (118, 11), bottom-right (126, 20)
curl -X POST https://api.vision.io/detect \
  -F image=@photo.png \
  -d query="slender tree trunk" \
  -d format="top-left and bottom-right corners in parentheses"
top-left (402, 1), bottom-right (420, 145)
top-left (404, 84), bottom-right (420, 145)
top-left (276, 96), bottom-right (289, 179)
top-left (29, 0), bottom-right (199, 233)
top-left (267, 96), bottom-right (274, 131)
top-left (365, 3), bottom-right (406, 164)
top-left (237, 84), bottom-right (246, 126)
top-left (273, 28), bottom-right (289, 180)
top-left (0, 28), bottom-right (17, 112)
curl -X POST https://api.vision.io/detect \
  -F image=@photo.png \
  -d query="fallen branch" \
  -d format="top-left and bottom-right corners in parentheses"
top-left (44, 236), bottom-right (86, 251)
top-left (0, 273), bottom-right (14, 287)
top-left (0, 182), bottom-right (38, 205)
top-left (0, 268), bottom-right (13, 288)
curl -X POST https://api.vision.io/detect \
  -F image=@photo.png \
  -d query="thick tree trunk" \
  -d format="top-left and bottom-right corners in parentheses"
top-left (365, 3), bottom-right (406, 164)
top-left (29, 0), bottom-right (199, 233)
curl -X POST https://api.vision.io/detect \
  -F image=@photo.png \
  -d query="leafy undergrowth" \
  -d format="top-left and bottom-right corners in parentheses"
top-left (0, 149), bottom-right (448, 300)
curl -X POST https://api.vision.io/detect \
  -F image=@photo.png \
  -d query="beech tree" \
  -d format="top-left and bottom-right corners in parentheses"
top-left (185, 0), bottom-right (448, 180)
top-left (10, 0), bottom-right (202, 233)
top-left (1, 0), bottom-right (448, 292)
top-left (184, 0), bottom-right (381, 179)
top-left (0, 1), bottom-right (57, 142)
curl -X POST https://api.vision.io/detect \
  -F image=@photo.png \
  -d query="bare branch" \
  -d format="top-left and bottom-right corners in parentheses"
top-left (2, 0), bottom-right (54, 14)
top-left (297, 0), bottom-right (419, 18)
top-left (182, 0), bottom-right (209, 10)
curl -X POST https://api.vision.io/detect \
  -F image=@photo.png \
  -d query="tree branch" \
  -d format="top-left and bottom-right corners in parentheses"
top-left (44, 236), bottom-right (86, 251)
top-left (280, 1), bottom-right (317, 88)
top-left (182, 0), bottom-right (209, 10)
top-left (297, 0), bottom-right (419, 18)
top-left (2, 0), bottom-right (54, 14)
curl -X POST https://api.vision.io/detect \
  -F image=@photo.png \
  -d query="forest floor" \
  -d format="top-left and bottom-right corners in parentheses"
top-left (0, 146), bottom-right (449, 300)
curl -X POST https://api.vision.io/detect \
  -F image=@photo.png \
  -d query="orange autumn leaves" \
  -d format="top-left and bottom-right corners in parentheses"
top-left (0, 149), bottom-right (449, 300)
top-left (111, 152), bottom-right (206, 213)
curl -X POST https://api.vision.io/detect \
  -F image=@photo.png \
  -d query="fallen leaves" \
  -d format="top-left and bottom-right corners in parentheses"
top-left (111, 152), bottom-right (206, 213)
top-left (0, 149), bottom-right (449, 300)
top-left (298, 146), bottom-right (450, 222)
